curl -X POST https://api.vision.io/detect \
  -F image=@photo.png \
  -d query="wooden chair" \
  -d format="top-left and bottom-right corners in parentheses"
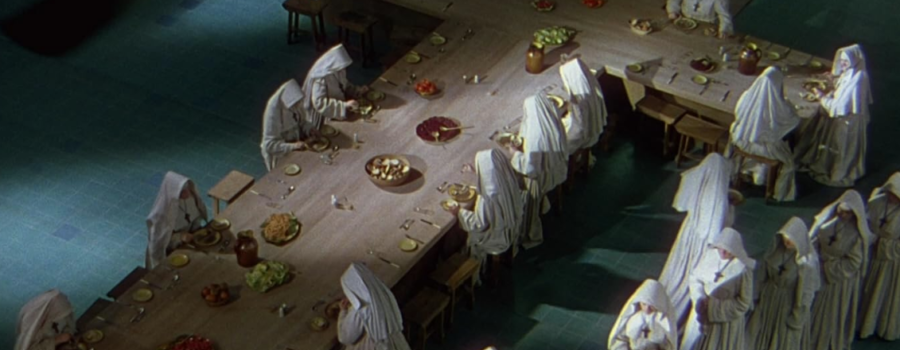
top-left (76, 298), bottom-right (112, 331)
top-left (106, 266), bottom-right (149, 299)
top-left (333, 11), bottom-right (378, 67)
top-left (673, 114), bottom-right (728, 168)
top-left (208, 170), bottom-right (254, 215)
top-left (429, 253), bottom-right (480, 325)
top-left (731, 146), bottom-right (782, 202)
top-left (402, 287), bottom-right (451, 350)
top-left (282, 0), bottom-right (328, 50)
top-left (635, 95), bottom-right (687, 155)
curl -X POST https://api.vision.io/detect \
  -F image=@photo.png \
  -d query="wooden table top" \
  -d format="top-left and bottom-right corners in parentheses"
top-left (90, 1), bottom-right (831, 349)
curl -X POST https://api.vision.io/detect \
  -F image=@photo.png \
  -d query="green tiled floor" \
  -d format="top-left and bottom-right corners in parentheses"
top-left (1, 0), bottom-right (898, 349)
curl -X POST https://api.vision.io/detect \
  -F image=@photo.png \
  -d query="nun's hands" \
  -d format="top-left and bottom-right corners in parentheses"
top-left (291, 141), bottom-right (308, 151)
top-left (813, 88), bottom-right (825, 99)
top-left (668, 12), bottom-right (680, 20)
top-left (358, 85), bottom-right (370, 94)
top-left (55, 333), bottom-right (73, 345)
top-left (340, 297), bottom-right (350, 310)
top-left (346, 100), bottom-right (359, 111)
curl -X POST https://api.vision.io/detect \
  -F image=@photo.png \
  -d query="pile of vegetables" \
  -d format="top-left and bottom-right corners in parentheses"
top-left (534, 26), bottom-right (576, 46)
top-left (245, 261), bottom-right (290, 293)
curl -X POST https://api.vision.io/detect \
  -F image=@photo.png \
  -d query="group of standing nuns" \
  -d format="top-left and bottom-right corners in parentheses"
top-left (609, 168), bottom-right (900, 350)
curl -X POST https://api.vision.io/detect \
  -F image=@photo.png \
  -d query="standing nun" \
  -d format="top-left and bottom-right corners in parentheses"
top-left (146, 171), bottom-right (208, 268)
top-left (795, 44), bottom-right (873, 187)
top-left (608, 279), bottom-right (679, 350)
top-left (682, 227), bottom-right (755, 350)
top-left (728, 67), bottom-right (801, 202)
top-left (746, 217), bottom-right (820, 350)
top-left (449, 149), bottom-right (525, 281)
top-left (508, 93), bottom-right (568, 248)
top-left (808, 190), bottom-right (873, 350)
top-left (860, 172), bottom-right (900, 340)
top-left (559, 58), bottom-right (607, 156)
top-left (261, 79), bottom-right (313, 171)
top-left (300, 44), bottom-right (366, 129)
top-left (15, 290), bottom-right (75, 350)
top-left (337, 263), bottom-right (411, 350)
top-left (658, 153), bottom-right (732, 326)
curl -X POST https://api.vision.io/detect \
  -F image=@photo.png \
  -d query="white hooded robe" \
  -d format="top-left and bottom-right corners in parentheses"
top-left (300, 44), bottom-right (360, 129)
top-left (559, 59), bottom-right (607, 155)
top-left (860, 172), bottom-right (900, 340)
top-left (15, 290), bottom-right (75, 350)
top-left (608, 279), bottom-right (679, 350)
top-left (145, 171), bottom-right (208, 268)
top-left (338, 263), bottom-right (411, 350)
top-left (261, 78), bottom-right (307, 171)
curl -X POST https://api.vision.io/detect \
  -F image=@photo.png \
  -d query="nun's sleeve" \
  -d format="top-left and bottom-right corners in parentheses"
top-left (715, 0), bottom-right (734, 36)
top-left (337, 307), bottom-right (366, 346)
top-left (312, 79), bottom-right (347, 121)
top-left (707, 269), bottom-right (753, 323)
top-left (787, 264), bottom-right (810, 330)
top-left (510, 151), bottom-right (540, 179)
top-left (822, 235), bottom-right (862, 284)
top-left (261, 110), bottom-right (298, 158)
top-left (666, 0), bottom-right (681, 16)
top-left (458, 198), bottom-right (490, 234)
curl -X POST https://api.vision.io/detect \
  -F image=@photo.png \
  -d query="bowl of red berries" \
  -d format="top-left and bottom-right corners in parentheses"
top-left (414, 79), bottom-right (439, 97)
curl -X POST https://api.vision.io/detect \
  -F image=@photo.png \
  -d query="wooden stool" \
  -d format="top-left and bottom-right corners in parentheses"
top-left (282, 0), bottom-right (328, 50)
top-left (635, 95), bottom-right (687, 155)
top-left (208, 170), bottom-right (254, 215)
top-left (333, 11), bottom-right (378, 67)
top-left (673, 114), bottom-right (728, 168)
top-left (77, 298), bottom-right (112, 330)
top-left (402, 287), bottom-right (451, 350)
top-left (106, 266), bottom-right (148, 299)
top-left (429, 253), bottom-right (480, 325)
top-left (732, 147), bottom-right (782, 202)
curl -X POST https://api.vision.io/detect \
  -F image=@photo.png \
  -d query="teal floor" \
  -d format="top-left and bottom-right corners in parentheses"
top-left (0, 0), bottom-right (898, 349)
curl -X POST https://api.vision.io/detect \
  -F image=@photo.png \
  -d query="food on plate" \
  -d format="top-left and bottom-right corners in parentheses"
top-left (260, 213), bottom-right (300, 243)
top-left (802, 80), bottom-right (830, 93)
top-left (690, 57), bottom-right (716, 72)
top-left (325, 300), bottom-right (342, 320)
top-left (629, 19), bottom-right (652, 34)
top-left (674, 17), bottom-right (697, 30)
top-left (534, 26), bottom-right (575, 46)
top-left (531, 0), bottom-right (555, 11)
top-left (416, 116), bottom-right (461, 143)
top-left (414, 79), bottom-right (438, 96)
top-left (168, 335), bottom-right (214, 350)
top-left (583, 0), bottom-right (603, 8)
top-left (366, 156), bottom-right (411, 185)
top-left (245, 261), bottom-right (291, 293)
top-left (200, 283), bottom-right (230, 306)
top-left (448, 184), bottom-right (476, 202)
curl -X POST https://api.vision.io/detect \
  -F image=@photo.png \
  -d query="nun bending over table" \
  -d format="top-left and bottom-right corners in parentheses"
top-left (728, 67), bottom-right (801, 202)
top-left (682, 227), bottom-right (754, 350)
top-left (746, 217), bottom-right (820, 350)
top-left (338, 263), bottom-right (411, 350)
top-left (666, 0), bottom-right (733, 38)
top-left (658, 153), bottom-right (732, 326)
top-left (608, 279), bottom-right (678, 350)
top-left (300, 44), bottom-right (367, 129)
top-left (146, 171), bottom-right (208, 268)
top-left (559, 58), bottom-right (607, 156)
top-left (508, 93), bottom-right (568, 249)
top-left (860, 172), bottom-right (900, 340)
top-left (808, 190), bottom-right (873, 350)
top-left (261, 78), bottom-right (316, 171)
top-left (795, 44), bottom-right (872, 187)
top-left (15, 289), bottom-right (75, 350)
top-left (449, 149), bottom-right (524, 281)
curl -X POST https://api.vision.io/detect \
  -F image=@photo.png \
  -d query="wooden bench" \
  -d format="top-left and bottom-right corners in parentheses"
top-left (77, 298), bottom-right (112, 331)
top-left (635, 95), bottom-right (687, 156)
top-left (673, 114), bottom-right (728, 168)
top-left (282, 0), bottom-right (328, 50)
top-left (106, 266), bottom-right (149, 299)
top-left (402, 287), bottom-right (451, 350)
top-left (731, 146), bottom-right (782, 202)
top-left (429, 253), bottom-right (480, 325)
top-left (208, 170), bottom-right (254, 215)
top-left (333, 11), bottom-right (378, 67)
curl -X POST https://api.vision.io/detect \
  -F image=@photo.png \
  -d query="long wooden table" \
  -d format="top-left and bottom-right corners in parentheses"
top-left (87, 1), bottom-right (831, 349)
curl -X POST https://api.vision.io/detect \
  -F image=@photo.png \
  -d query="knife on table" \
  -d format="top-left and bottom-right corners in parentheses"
top-left (667, 72), bottom-right (679, 84)
top-left (420, 219), bottom-right (442, 229)
top-left (378, 77), bottom-right (398, 87)
top-left (249, 190), bottom-right (273, 201)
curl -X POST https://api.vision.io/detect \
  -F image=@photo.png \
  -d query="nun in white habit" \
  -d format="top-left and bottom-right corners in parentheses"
top-left (608, 279), bottom-right (678, 350)
top-left (746, 217), bottom-right (820, 350)
top-left (300, 44), bottom-right (366, 129)
top-left (658, 153), bottom-right (732, 325)
top-left (860, 172), bottom-right (900, 340)
top-left (795, 44), bottom-right (873, 187)
top-left (15, 290), bottom-right (75, 350)
top-left (261, 78), bottom-right (314, 171)
top-left (338, 263), bottom-right (411, 350)
top-left (666, 0), bottom-right (733, 38)
top-left (729, 67), bottom-right (800, 202)
top-left (450, 149), bottom-right (525, 280)
top-left (509, 93), bottom-right (568, 248)
top-left (808, 190), bottom-right (873, 350)
top-left (559, 58), bottom-right (607, 155)
top-left (682, 227), bottom-right (754, 350)
top-left (146, 171), bottom-right (208, 268)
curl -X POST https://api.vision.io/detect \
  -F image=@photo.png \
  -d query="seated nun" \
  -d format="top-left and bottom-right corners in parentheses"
top-left (728, 67), bottom-right (801, 202)
top-left (559, 58), bottom-right (607, 157)
top-left (15, 289), bottom-right (75, 350)
top-left (795, 44), bottom-right (872, 187)
top-left (338, 263), bottom-right (411, 350)
top-left (658, 153), bottom-right (731, 325)
top-left (682, 227), bottom-right (754, 350)
top-left (261, 78), bottom-right (315, 171)
top-left (508, 93), bottom-right (568, 249)
top-left (300, 44), bottom-right (367, 129)
top-left (860, 172), bottom-right (900, 340)
top-left (608, 279), bottom-right (678, 350)
top-left (808, 190), bottom-right (874, 350)
top-left (449, 149), bottom-right (525, 282)
top-left (666, 0), bottom-right (733, 38)
top-left (746, 217), bottom-right (820, 350)
top-left (146, 171), bottom-right (208, 268)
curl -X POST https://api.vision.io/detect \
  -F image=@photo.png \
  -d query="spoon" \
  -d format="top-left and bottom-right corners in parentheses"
top-left (431, 131), bottom-right (441, 142)
top-left (439, 125), bottom-right (473, 131)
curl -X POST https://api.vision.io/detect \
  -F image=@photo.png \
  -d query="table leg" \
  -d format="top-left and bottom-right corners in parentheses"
top-left (213, 198), bottom-right (221, 215)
